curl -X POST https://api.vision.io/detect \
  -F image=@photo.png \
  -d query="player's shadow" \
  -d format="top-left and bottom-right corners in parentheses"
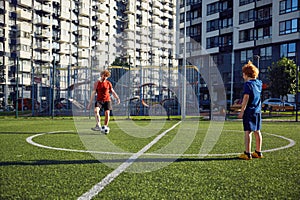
top-left (0, 157), bottom-right (239, 166)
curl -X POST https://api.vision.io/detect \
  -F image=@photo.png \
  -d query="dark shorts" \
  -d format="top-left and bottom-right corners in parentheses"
top-left (243, 112), bottom-right (261, 131)
top-left (95, 101), bottom-right (112, 111)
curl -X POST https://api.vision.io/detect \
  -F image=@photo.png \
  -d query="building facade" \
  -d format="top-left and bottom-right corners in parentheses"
top-left (178, 0), bottom-right (300, 103)
top-left (0, 0), bottom-right (177, 109)
top-left (1, 0), bottom-right (299, 111)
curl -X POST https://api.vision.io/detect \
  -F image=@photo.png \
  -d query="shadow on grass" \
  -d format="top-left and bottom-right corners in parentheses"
top-left (0, 131), bottom-right (76, 135)
top-left (0, 157), bottom-right (239, 166)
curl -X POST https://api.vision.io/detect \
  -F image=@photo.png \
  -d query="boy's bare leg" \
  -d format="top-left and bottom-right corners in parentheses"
top-left (244, 131), bottom-right (252, 153)
top-left (254, 130), bottom-right (262, 152)
top-left (94, 107), bottom-right (101, 127)
top-left (104, 110), bottom-right (110, 126)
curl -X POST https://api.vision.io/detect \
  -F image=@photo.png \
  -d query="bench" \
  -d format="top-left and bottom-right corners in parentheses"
top-left (268, 105), bottom-right (294, 112)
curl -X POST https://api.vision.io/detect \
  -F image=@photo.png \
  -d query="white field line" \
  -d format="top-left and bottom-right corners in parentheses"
top-left (26, 131), bottom-right (296, 157)
top-left (77, 121), bottom-right (182, 200)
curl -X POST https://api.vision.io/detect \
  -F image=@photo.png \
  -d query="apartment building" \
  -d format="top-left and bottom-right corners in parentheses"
top-left (178, 0), bottom-right (300, 102)
top-left (0, 0), bottom-right (177, 108)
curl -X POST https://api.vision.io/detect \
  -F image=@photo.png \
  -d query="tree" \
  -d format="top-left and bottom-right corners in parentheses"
top-left (111, 57), bottom-right (129, 67)
top-left (268, 57), bottom-right (297, 98)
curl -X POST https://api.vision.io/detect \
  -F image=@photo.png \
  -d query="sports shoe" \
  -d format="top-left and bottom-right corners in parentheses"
top-left (252, 150), bottom-right (264, 158)
top-left (91, 125), bottom-right (101, 131)
top-left (239, 152), bottom-right (252, 160)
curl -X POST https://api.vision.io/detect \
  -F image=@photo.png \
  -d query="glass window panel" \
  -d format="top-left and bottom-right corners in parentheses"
top-left (280, 44), bottom-right (287, 57)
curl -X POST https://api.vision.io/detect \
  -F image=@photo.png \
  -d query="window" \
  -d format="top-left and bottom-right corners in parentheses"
top-left (220, 17), bottom-right (233, 29)
top-left (240, 49), bottom-right (253, 62)
top-left (239, 29), bottom-right (255, 43)
top-left (257, 7), bottom-right (272, 21)
top-left (280, 43), bottom-right (296, 58)
top-left (257, 26), bottom-right (272, 39)
top-left (279, 18), bottom-right (299, 35)
top-left (280, 0), bottom-right (299, 14)
top-left (206, 36), bottom-right (219, 49)
top-left (207, 19), bottom-right (219, 32)
top-left (219, 35), bottom-right (232, 46)
top-left (207, 2), bottom-right (219, 15)
top-left (239, 9), bottom-right (255, 24)
top-left (190, 24), bottom-right (201, 36)
top-left (191, 9), bottom-right (201, 19)
top-left (0, 14), bottom-right (4, 24)
top-left (260, 46), bottom-right (272, 60)
top-left (240, 0), bottom-right (255, 6)
top-left (180, 13), bottom-right (185, 23)
top-left (0, 28), bottom-right (4, 37)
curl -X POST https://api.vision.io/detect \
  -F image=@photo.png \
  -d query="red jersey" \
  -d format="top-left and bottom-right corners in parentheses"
top-left (94, 80), bottom-right (112, 102)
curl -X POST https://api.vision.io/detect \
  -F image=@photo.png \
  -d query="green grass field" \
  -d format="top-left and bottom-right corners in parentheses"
top-left (0, 117), bottom-right (299, 199)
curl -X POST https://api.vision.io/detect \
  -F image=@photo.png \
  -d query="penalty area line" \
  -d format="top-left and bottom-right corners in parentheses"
top-left (78, 121), bottom-right (182, 200)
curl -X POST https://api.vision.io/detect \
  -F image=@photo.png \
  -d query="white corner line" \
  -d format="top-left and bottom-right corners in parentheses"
top-left (77, 121), bottom-right (182, 200)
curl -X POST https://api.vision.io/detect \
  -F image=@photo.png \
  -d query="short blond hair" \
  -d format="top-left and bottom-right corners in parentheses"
top-left (242, 61), bottom-right (259, 78)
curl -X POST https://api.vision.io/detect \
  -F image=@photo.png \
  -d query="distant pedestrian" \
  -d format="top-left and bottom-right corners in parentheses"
top-left (87, 70), bottom-right (120, 133)
top-left (238, 61), bottom-right (264, 160)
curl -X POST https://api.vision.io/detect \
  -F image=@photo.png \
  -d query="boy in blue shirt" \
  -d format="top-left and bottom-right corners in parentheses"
top-left (238, 61), bottom-right (264, 160)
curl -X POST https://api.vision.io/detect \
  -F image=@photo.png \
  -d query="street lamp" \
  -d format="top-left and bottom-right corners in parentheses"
top-left (254, 55), bottom-right (260, 70)
top-left (230, 49), bottom-right (234, 106)
top-left (296, 65), bottom-right (299, 122)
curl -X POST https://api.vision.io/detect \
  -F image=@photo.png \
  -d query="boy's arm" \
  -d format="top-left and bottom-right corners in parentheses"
top-left (87, 90), bottom-right (96, 110)
top-left (111, 88), bottom-right (120, 104)
top-left (238, 94), bottom-right (249, 119)
top-left (87, 82), bottom-right (97, 109)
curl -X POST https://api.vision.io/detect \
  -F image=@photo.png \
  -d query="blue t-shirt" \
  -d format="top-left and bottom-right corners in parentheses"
top-left (243, 79), bottom-right (262, 113)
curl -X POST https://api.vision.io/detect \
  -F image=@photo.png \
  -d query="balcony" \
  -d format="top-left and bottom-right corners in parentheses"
top-left (78, 40), bottom-right (89, 48)
top-left (17, 50), bottom-right (31, 59)
top-left (59, 48), bottom-right (69, 54)
top-left (78, 50), bottom-right (89, 58)
top-left (79, 28), bottom-right (89, 36)
top-left (34, 4), bottom-right (52, 14)
top-left (60, 11), bottom-right (70, 20)
top-left (255, 18), bottom-right (272, 28)
top-left (220, 8), bottom-right (233, 18)
top-left (98, 4), bottom-right (106, 13)
top-left (97, 13), bottom-right (106, 23)
top-left (17, 23), bottom-right (32, 32)
top-left (17, 38), bottom-right (31, 46)
top-left (20, 63), bottom-right (31, 72)
top-left (34, 17), bottom-right (51, 26)
top-left (219, 45), bottom-right (233, 53)
top-left (79, 17), bottom-right (89, 27)
top-left (60, 34), bottom-right (70, 43)
top-left (124, 40), bottom-right (134, 49)
top-left (16, 9), bottom-right (32, 21)
top-left (14, 0), bottom-right (32, 8)
top-left (34, 41), bottom-right (50, 50)
top-left (124, 32), bottom-right (134, 40)
top-left (35, 30), bottom-right (51, 38)
top-left (79, 7), bottom-right (89, 16)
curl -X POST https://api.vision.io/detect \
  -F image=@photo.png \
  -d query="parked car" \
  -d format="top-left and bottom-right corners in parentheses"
top-left (14, 98), bottom-right (40, 111)
top-left (0, 105), bottom-right (15, 112)
top-left (262, 98), bottom-right (296, 111)
top-left (262, 98), bottom-right (283, 107)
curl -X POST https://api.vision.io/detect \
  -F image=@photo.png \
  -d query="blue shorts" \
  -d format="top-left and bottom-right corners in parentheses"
top-left (243, 112), bottom-right (261, 131)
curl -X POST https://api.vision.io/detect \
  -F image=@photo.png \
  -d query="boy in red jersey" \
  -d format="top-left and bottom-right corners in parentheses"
top-left (87, 70), bottom-right (120, 132)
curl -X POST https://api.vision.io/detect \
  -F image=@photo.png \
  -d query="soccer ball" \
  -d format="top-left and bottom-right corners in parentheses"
top-left (101, 126), bottom-right (110, 134)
